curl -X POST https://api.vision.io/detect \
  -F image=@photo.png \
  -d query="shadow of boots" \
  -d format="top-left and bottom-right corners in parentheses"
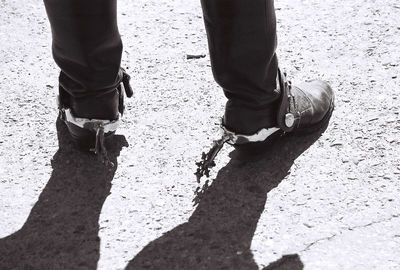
top-left (263, 254), bottom-right (303, 270)
top-left (0, 118), bottom-right (128, 270)
top-left (126, 128), bottom-right (326, 270)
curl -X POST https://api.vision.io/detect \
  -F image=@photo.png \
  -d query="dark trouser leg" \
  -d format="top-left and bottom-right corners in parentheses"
top-left (201, 0), bottom-right (279, 134)
top-left (43, 0), bottom-right (122, 98)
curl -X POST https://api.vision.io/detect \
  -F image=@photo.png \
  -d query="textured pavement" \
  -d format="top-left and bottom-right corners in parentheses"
top-left (0, 0), bottom-right (400, 269)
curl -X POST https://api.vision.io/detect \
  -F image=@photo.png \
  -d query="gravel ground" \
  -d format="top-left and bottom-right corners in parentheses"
top-left (0, 0), bottom-right (399, 269)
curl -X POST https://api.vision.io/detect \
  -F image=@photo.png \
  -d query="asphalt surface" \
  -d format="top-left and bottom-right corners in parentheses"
top-left (0, 0), bottom-right (399, 269)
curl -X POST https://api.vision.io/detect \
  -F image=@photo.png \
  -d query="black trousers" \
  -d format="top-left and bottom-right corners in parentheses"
top-left (44, 0), bottom-right (279, 133)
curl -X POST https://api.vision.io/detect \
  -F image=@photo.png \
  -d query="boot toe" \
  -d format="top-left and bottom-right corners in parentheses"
top-left (292, 80), bottom-right (334, 131)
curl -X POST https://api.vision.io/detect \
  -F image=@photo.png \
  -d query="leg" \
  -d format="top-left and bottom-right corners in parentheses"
top-left (200, 0), bottom-right (334, 141)
top-left (44, 0), bottom-right (123, 99)
top-left (43, 0), bottom-right (132, 155)
top-left (201, 0), bottom-right (279, 134)
top-left (195, 0), bottom-right (333, 179)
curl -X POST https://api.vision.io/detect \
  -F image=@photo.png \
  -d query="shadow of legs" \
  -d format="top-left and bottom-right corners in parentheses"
top-left (126, 129), bottom-right (325, 270)
top-left (0, 119), bottom-right (128, 270)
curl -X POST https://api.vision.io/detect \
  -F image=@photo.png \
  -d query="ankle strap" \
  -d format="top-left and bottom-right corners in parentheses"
top-left (221, 125), bottom-right (280, 145)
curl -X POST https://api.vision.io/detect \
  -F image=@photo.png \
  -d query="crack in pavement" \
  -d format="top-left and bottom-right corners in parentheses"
top-left (300, 214), bottom-right (400, 252)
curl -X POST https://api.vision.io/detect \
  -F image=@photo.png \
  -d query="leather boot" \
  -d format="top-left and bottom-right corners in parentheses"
top-left (277, 71), bottom-right (334, 133)
top-left (222, 70), bottom-right (335, 146)
top-left (58, 69), bottom-right (133, 155)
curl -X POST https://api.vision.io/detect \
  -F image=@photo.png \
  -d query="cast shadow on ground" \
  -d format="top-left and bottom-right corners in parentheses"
top-left (0, 119), bottom-right (128, 270)
top-left (126, 127), bottom-right (327, 270)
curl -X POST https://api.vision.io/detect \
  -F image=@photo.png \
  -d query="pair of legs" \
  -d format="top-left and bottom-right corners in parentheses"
top-left (44, 0), bottom-right (334, 156)
top-left (44, 0), bottom-right (280, 135)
